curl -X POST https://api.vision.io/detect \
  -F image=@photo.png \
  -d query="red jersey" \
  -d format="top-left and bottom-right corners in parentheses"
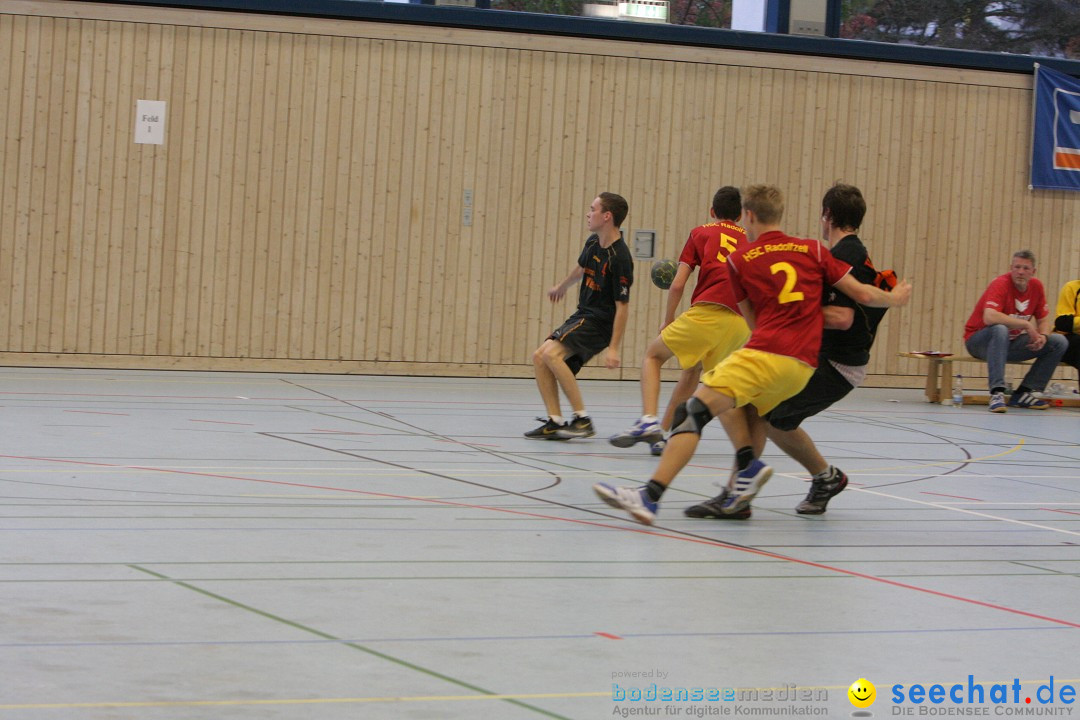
top-left (677, 220), bottom-right (747, 312)
top-left (727, 230), bottom-right (853, 368)
top-left (963, 274), bottom-right (1049, 341)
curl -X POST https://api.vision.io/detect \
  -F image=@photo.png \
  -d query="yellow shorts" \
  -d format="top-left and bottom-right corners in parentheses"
top-left (701, 348), bottom-right (814, 415)
top-left (660, 304), bottom-right (750, 372)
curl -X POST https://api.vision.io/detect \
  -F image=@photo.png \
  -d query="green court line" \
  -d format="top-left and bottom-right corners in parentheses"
top-left (127, 565), bottom-right (573, 720)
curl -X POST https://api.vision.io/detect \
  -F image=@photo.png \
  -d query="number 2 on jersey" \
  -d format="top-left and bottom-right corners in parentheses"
top-left (770, 262), bottom-right (805, 304)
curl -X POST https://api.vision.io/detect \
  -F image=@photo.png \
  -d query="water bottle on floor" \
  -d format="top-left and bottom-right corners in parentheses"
top-left (951, 374), bottom-right (964, 408)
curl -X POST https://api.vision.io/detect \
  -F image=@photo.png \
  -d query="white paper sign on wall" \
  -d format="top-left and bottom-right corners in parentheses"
top-left (135, 100), bottom-right (166, 145)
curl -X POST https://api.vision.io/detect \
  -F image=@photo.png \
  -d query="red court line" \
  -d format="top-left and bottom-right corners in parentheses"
top-left (3, 452), bottom-right (1079, 630)
top-left (921, 492), bottom-right (984, 502)
top-left (594, 632), bottom-right (623, 640)
top-left (1043, 508), bottom-right (1080, 517)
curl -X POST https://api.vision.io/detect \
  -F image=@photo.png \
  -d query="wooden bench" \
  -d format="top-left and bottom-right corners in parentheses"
top-left (898, 352), bottom-right (1079, 406)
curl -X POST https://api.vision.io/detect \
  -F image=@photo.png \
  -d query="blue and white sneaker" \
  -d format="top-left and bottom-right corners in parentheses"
top-left (593, 482), bottom-right (658, 525)
top-left (649, 437), bottom-right (667, 456)
top-left (720, 460), bottom-right (772, 515)
top-left (988, 392), bottom-right (1007, 413)
top-left (1007, 391), bottom-right (1050, 410)
top-left (608, 418), bottom-right (664, 449)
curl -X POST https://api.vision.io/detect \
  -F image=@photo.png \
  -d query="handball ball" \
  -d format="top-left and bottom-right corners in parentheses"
top-left (650, 259), bottom-right (677, 289)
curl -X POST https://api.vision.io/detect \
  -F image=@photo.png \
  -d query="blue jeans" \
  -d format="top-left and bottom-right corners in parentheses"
top-left (964, 324), bottom-right (1068, 393)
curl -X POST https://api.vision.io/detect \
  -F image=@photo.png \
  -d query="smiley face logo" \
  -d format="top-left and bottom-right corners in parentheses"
top-left (848, 678), bottom-right (876, 708)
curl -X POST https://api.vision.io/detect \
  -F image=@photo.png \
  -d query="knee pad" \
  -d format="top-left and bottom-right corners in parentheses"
top-left (670, 396), bottom-right (714, 437)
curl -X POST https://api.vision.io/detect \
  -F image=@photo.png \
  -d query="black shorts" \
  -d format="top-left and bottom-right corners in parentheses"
top-left (549, 312), bottom-right (612, 375)
top-left (766, 360), bottom-right (855, 432)
top-left (1064, 334), bottom-right (1080, 371)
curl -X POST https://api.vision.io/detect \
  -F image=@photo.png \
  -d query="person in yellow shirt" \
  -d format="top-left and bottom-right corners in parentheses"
top-left (1054, 279), bottom-right (1080, 375)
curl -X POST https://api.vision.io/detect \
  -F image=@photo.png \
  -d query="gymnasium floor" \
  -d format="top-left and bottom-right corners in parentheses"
top-left (1, 368), bottom-right (1078, 720)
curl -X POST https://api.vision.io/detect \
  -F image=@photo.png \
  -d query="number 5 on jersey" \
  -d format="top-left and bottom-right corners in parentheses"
top-left (716, 233), bottom-right (739, 262)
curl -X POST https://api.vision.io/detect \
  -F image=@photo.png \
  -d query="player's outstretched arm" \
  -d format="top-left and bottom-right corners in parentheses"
top-left (833, 275), bottom-right (912, 308)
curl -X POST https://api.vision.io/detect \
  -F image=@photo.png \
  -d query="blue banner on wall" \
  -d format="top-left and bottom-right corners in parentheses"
top-left (1031, 64), bottom-right (1080, 191)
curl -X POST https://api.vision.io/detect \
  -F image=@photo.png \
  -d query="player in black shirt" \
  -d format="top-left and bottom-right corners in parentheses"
top-left (526, 193), bottom-right (634, 440)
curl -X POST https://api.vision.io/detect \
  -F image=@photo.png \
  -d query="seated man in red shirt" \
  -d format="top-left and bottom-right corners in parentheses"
top-left (963, 251), bottom-right (1067, 413)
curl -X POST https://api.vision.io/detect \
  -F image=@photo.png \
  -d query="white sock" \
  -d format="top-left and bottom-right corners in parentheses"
top-left (641, 414), bottom-right (658, 424)
top-left (550, 415), bottom-right (565, 425)
top-left (573, 410), bottom-right (589, 419)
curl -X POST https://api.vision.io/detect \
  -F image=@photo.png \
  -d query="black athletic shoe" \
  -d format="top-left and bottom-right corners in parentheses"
top-left (795, 468), bottom-right (849, 515)
top-left (524, 418), bottom-right (569, 440)
top-left (557, 416), bottom-right (596, 439)
top-left (683, 489), bottom-right (752, 520)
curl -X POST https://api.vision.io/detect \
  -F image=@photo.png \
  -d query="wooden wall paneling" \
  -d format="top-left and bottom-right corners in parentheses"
top-left (0, 15), bottom-right (16, 347)
top-left (359, 37), bottom-right (388, 363)
top-left (505, 49), bottom-right (532, 367)
top-left (522, 50), bottom-right (550, 368)
top-left (263, 31), bottom-right (289, 358)
top-left (213, 28), bottom-right (241, 358)
top-left (408, 39), bottom-right (434, 362)
top-left (248, 30), bottom-right (278, 359)
top-left (316, 35), bottom-right (344, 360)
top-left (333, 36), bottom-right (359, 362)
top-left (149, 24), bottom-right (174, 357)
top-left (9, 16), bottom-right (36, 351)
top-left (274, 33), bottom-right (302, 358)
top-left (544, 51), bottom-right (571, 365)
top-left (453, 44), bottom-right (483, 366)
top-left (107, 23), bottom-right (128, 354)
top-left (284, 32), bottom-right (308, 358)
top-left (463, 46), bottom-right (494, 367)
top-left (154, 24), bottom-right (182, 356)
top-left (32, 16), bottom-right (62, 353)
top-left (905, 82), bottom-right (938, 367)
top-left (193, 26), bottom-right (220, 358)
top-left (325, 35), bottom-right (351, 361)
top-left (229, 28), bottom-right (257, 358)
top-left (420, 42), bottom-right (447, 363)
top-left (78, 20), bottom-right (106, 354)
top-left (796, 69), bottom-right (822, 230)
top-left (485, 46), bottom-right (513, 367)
top-left (168, 24), bottom-right (198, 356)
top-left (377, 40), bottom-right (409, 361)
top-left (561, 51), bottom-right (590, 340)
top-left (303, 35), bottom-right (332, 359)
top-left (2, 5), bottom-right (1078, 378)
top-left (387, 38), bottom-right (418, 362)
top-left (110, 21), bottom-right (135, 355)
top-left (293, 34), bottom-right (320, 359)
top-left (46, 18), bottom-right (79, 353)
top-left (363, 38), bottom-right (391, 362)
top-left (935, 83), bottom-right (964, 355)
top-left (127, 22), bottom-right (152, 356)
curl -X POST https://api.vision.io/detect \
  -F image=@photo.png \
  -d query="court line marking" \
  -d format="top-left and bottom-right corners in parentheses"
top-left (3, 452), bottom-right (1080, 630)
top-left (849, 488), bottom-right (1080, 538)
top-left (122, 565), bottom-right (572, 720)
